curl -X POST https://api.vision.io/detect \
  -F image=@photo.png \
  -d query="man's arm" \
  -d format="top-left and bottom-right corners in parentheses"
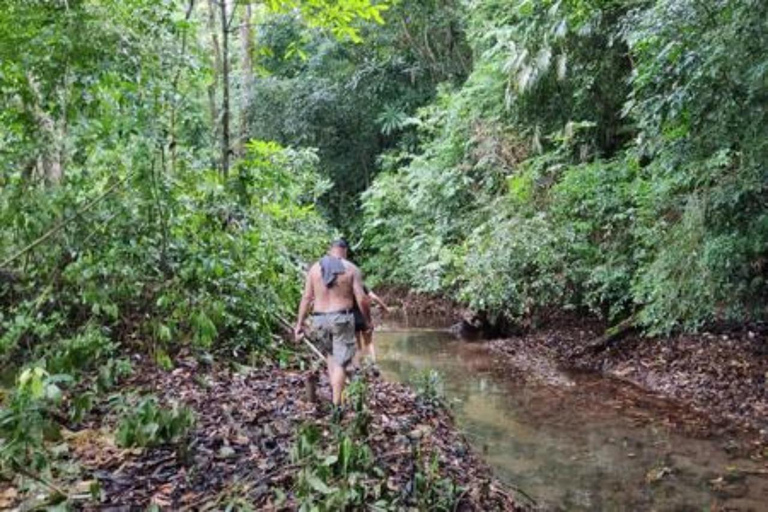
top-left (294, 268), bottom-right (314, 340)
top-left (352, 267), bottom-right (372, 329)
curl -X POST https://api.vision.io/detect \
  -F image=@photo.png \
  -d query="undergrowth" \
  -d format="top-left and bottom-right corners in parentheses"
top-left (115, 396), bottom-right (195, 448)
top-left (289, 377), bottom-right (461, 511)
top-left (0, 140), bottom-right (331, 482)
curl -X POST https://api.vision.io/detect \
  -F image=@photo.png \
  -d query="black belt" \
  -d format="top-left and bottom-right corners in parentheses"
top-left (312, 308), bottom-right (354, 316)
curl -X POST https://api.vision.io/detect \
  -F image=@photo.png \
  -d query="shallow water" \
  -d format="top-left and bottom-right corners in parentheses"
top-left (375, 328), bottom-right (768, 511)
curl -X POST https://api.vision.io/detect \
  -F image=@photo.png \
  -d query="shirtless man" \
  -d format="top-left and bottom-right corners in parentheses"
top-left (294, 240), bottom-right (371, 407)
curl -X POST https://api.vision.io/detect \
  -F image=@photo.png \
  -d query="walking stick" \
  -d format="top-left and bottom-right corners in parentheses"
top-left (275, 313), bottom-right (325, 363)
top-left (300, 333), bottom-right (325, 362)
top-left (275, 313), bottom-right (326, 403)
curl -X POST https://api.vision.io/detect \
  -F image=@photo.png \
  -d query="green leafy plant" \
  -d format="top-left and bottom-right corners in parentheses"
top-left (115, 397), bottom-right (195, 448)
top-left (412, 370), bottom-right (446, 408)
top-left (411, 453), bottom-right (460, 511)
top-left (290, 377), bottom-right (462, 510)
top-left (292, 422), bottom-right (383, 511)
top-left (345, 377), bottom-right (372, 437)
top-left (362, 0), bottom-right (768, 335)
top-left (0, 367), bottom-right (72, 472)
top-left (44, 326), bottom-right (116, 376)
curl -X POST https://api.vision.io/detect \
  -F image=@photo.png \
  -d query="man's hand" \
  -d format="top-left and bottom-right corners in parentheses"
top-left (295, 267), bottom-right (314, 343)
top-left (294, 324), bottom-right (305, 342)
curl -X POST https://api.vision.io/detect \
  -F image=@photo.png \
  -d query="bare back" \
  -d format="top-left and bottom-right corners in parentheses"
top-left (308, 259), bottom-right (359, 313)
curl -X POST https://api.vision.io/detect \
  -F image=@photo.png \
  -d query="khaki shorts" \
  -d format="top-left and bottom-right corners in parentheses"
top-left (311, 312), bottom-right (356, 367)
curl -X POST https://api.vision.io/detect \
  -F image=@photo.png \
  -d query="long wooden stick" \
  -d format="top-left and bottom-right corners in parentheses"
top-left (301, 335), bottom-right (325, 362)
top-left (1, 173), bottom-right (134, 269)
top-left (275, 313), bottom-right (325, 363)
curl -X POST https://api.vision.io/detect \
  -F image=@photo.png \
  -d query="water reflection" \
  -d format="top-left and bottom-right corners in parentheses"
top-left (376, 330), bottom-right (768, 511)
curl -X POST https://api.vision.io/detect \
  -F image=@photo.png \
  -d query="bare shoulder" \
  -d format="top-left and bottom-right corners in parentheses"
top-left (307, 262), bottom-right (321, 276)
top-left (342, 259), bottom-right (362, 276)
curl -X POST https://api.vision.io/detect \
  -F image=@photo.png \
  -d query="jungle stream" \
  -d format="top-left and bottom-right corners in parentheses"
top-left (375, 326), bottom-right (768, 511)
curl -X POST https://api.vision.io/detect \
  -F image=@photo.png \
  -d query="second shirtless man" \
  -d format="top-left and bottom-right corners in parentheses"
top-left (294, 240), bottom-right (371, 408)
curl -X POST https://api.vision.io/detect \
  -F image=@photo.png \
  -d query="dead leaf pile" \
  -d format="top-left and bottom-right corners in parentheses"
top-left (63, 355), bottom-right (525, 510)
top-left (489, 320), bottom-right (768, 436)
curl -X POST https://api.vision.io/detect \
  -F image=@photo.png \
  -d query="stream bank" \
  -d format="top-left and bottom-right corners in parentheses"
top-left (487, 320), bottom-right (768, 438)
top-left (376, 327), bottom-right (768, 511)
top-left (376, 288), bottom-right (766, 437)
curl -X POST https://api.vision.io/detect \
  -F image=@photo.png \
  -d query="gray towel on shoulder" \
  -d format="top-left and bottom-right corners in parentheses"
top-left (320, 255), bottom-right (346, 288)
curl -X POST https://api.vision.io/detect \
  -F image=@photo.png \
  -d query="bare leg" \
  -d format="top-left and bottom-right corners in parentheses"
top-left (359, 330), bottom-right (372, 362)
top-left (352, 331), bottom-right (363, 367)
top-left (365, 330), bottom-right (376, 363)
top-left (328, 356), bottom-right (346, 406)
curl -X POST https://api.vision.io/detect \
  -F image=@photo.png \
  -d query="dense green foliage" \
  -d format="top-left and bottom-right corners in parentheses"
top-left (362, 0), bottom-right (768, 334)
top-left (248, 0), bottom-right (470, 225)
top-left (3, 0), bottom-right (768, 504)
top-left (0, 2), bottom-right (472, 506)
top-left (0, 0), bottom-right (371, 484)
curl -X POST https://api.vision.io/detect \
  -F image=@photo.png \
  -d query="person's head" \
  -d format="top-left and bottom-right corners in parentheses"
top-left (329, 239), bottom-right (349, 259)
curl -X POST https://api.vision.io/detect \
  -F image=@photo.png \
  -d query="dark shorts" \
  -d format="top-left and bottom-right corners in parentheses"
top-left (352, 307), bottom-right (367, 332)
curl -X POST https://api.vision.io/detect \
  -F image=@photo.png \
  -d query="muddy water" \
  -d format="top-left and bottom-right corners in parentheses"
top-left (375, 328), bottom-right (768, 511)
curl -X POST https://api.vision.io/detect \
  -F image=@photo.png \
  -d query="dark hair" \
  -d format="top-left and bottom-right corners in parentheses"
top-left (331, 239), bottom-right (349, 249)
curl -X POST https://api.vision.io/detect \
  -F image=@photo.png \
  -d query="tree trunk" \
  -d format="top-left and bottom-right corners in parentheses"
top-left (25, 73), bottom-right (64, 184)
top-left (238, 3), bottom-right (253, 157)
top-left (206, 0), bottom-right (221, 169)
top-left (219, 0), bottom-right (230, 176)
top-left (169, 0), bottom-right (197, 174)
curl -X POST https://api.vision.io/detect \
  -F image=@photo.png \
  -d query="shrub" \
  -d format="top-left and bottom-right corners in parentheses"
top-left (115, 396), bottom-right (195, 448)
top-left (0, 368), bottom-right (72, 472)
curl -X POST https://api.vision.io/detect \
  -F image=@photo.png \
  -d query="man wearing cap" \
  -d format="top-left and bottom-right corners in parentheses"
top-left (294, 239), bottom-right (371, 408)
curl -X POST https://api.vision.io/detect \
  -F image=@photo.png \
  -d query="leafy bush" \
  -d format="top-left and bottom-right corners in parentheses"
top-left (1, 139), bottom-right (330, 473)
top-left (116, 397), bottom-right (195, 448)
top-left (44, 325), bottom-right (116, 376)
top-left (0, 368), bottom-right (72, 472)
top-left (1, 141), bottom-right (331, 365)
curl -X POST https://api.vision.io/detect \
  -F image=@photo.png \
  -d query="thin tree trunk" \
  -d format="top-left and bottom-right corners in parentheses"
top-left (206, 0), bottom-right (221, 168)
top-left (219, 0), bottom-right (230, 176)
top-left (237, 3), bottom-right (253, 157)
top-left (25, 73), bottom-right (64, 184)
top-left (169, 0), bottom-right (197, 174)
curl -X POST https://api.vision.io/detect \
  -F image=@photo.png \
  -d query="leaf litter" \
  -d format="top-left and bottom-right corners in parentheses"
top-left (489, 320), bottom-right (768, 440)
top-left (60, 354), bottom-right (527, 510)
